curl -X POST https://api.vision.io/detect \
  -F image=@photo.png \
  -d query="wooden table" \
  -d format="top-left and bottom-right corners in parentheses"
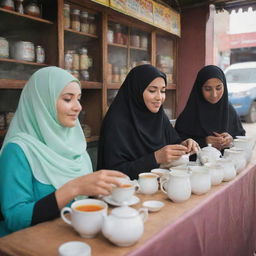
top-left (0, 161), bottom-right (256, 256)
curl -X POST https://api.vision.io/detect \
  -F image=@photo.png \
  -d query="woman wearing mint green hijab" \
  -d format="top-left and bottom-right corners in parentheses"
top-left (0, 66), bottom-right (125, 237)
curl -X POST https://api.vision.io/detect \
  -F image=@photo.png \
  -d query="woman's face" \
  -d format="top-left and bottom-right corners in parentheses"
top-left (143, 77), bottom-right (166, 113)
top-left (201, 78), bottom-right (224, 104)
top-left (56, 82), bottom-right (82, 127)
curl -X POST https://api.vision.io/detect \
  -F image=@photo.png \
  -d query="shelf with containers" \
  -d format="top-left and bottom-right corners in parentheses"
top-left (0, 0), bottom-right (179, 149)
top-left (0, 0), bottom-right (58, 143)
top-left (61, 1), bottom-right (103, 141)
top-left (106, 20), bottom-right (151, 108)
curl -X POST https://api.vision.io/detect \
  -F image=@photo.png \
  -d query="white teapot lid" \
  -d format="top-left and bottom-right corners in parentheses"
top-left (111, 205), bottom-right (138, 218)
top-left (202, 144), bottom-right (221, 154)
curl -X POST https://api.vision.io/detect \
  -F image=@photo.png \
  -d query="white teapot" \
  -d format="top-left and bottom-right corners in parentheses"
top-left (189, 166), bottom-right (211, 195)
top-left (160, 170), bottom-right (191, 203)
top-left (216, 158), bottom-right (236, 181)
top-left (197, 144), bottom-right (221, 164)
top-left (204, 162), bottom-right (224, 186)
top-left (102, 206), bottom-right (148, 247)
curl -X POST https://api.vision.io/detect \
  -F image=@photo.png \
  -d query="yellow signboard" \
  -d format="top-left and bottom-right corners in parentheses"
top-left (91, 0), bottom-right (109, 6)
top-left (93, 0), bottom-right (180, 36)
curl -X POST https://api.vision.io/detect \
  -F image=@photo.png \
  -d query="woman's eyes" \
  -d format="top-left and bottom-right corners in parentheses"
top-left (63, 98), bottom-right (81, 102)
top-left (148, 90), bottom-right (166, 93)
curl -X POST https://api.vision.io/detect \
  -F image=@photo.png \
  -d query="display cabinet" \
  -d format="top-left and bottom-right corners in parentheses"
top-left (0, 0), bottom-right (178, 149)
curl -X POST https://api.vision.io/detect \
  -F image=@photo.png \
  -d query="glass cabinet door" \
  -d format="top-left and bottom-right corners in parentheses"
top-left (156, 35), bottom-right (174, 84)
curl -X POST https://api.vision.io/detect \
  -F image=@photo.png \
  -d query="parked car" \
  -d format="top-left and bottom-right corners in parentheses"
top-left (225, 62), bottom-right (256, 123)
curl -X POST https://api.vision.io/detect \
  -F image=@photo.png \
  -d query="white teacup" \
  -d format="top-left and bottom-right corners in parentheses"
top-left (111, 178), bottom-right (139, 204)
top-left (138, 172), bottom-right (159, 195)
top-left (61, 199), bottom-right (107, 238)
top-left (151, 168), bottom-right (170, 177)
top-left (58, 241), bottom-right (91, 256)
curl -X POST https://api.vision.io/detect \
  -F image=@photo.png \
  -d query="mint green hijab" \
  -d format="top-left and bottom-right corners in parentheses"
top-left (1, 66), bottom-right (92, 188)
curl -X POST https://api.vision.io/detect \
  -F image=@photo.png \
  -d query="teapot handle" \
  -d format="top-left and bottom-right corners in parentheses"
top-left (138, 208), bottom-right (148, 222)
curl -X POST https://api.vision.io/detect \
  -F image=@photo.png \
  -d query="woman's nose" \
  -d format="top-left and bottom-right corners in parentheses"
top-left (73, 100), bottom-right (82, 112)
top-left (155, 91), bottom-right (162, 100)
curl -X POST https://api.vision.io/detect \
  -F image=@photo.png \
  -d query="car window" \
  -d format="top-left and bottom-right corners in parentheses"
top-left (226, 68), bottom-right (256, 83)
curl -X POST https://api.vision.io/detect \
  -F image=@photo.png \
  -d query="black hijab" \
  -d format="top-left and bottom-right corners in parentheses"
top-left (97, 65), bottom-right (181, 178)
top-left (175, 65), bottom-right (245, 147)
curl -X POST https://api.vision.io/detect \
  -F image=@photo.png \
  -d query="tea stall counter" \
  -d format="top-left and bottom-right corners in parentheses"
top-left (0, 162), bottom-right (256, 256)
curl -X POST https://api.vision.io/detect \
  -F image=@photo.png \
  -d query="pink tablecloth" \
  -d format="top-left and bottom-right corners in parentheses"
top-left (128, 162), bottom-right (256, 256)
top-left (0, 162), bottom-right (256, 256)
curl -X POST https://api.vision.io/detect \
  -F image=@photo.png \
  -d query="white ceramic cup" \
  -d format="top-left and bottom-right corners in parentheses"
top-left (138, 172), bottom-right (159, 195)
top-left (61, 199), bottom-right (107, 238)
top-left (58, 241), bottom-right (91, 256)
top-left (111, 178), bottom-right (139, 204)
top-left (150, 168), bottom-right (170, 177)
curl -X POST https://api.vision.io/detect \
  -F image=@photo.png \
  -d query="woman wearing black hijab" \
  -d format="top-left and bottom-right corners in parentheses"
top-left (97, 65), bottom-right (199, 179)
top-left (175, 65), bottom-right (245, 151)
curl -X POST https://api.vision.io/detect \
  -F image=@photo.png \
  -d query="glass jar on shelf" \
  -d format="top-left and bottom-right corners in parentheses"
top-left (140, 34), bottom-right (148, 49)
top-left (15, 0), bottom-right (24, 13)
top-left (72, 51), bottom-right (79, 70)
top-left (24, 0), bottom-right (41, 17)
top-left (112, 65), bottom-right (120, 83)
top-left (36, 45), bottom-right (45, 63)
top-left (71, 9), bottom-right (80, 31)
top-left (131, 33), bottom-right (140, 48)
top-left (107, 28), bottom-right (114, 44)
top-left (64, 50), bottom-right (73, 70)
top-left (88, 14), bottom-right (97, 35)
top-left (114, 24), bottom-right (123, 45)
top-left (80, 70), bottom-right (89, 81)
top-left (1, 0), bottom-right (15, 10)
top-left (0, 37), bottom-right (9, 58)
top-left (80, 11), bottom-right (89, 33)
top-left (63, 3), bottom-right (70, 29)
top-left (79, 47), bottom-right (89, 70)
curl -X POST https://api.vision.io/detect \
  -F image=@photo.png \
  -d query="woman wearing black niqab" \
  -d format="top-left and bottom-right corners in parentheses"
top-left (175, 65), bottom-right (245, 150)
top-left (97, 65), bottom-right (199, 179)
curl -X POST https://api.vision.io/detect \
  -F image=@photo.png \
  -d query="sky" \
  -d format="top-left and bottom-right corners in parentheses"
top-left (229, 7), bottom-right (256, 34)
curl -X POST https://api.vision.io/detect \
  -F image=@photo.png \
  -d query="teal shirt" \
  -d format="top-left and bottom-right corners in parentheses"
top-left (0, 143), bottom-right (56, 237)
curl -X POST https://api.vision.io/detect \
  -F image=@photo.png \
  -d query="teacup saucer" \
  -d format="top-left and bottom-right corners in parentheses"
top-left (102, 195), bottom-right (140, 206)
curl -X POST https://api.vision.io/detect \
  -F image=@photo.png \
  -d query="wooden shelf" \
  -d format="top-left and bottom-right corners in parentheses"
top-left (0, 79), bottom-right (26, 89)
top-left (86, 135), bottom-right (99, 143)
top-left (107, 83), bottom-right (121, 89)
top-left (65, 28), bottom-right (98, 39)
top-left (130, 46), bottom-right (148, 51)
top-left (0, 57), bottom-right (48, 67)
top-left (108, 43), bottom-right (128, 48)
top-left (81, 81), bottom-right (102, 89)
top-left (0, 7), bottom-right (54, 24)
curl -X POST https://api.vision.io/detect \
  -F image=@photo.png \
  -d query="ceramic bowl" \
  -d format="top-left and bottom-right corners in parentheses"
top-left (142, 200), bottom-right (164, 212)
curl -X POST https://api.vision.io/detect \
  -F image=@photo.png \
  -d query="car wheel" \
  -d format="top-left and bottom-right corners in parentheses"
top-left (245, 101), bottom-right (256, 123)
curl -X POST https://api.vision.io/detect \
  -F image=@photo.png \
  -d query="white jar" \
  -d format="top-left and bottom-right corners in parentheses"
top-left (12, 41), bottom-right (35, 61)
top-left (0, 37), bottom-right (9, 58)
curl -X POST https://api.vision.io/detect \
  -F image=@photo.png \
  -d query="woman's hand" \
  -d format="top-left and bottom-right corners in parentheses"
top-left (55, 170), bottom-right (126, 209)
top-left (154, 144), bottom-right (188, 164)
top-left (181, 138), bottom-right (200, 154)
top-left (206, 135), bottom-right (224, 150)
top-left (213, 132), bottom-right (233, 149)
top-left (72, 170), bottom-right (126, 197)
